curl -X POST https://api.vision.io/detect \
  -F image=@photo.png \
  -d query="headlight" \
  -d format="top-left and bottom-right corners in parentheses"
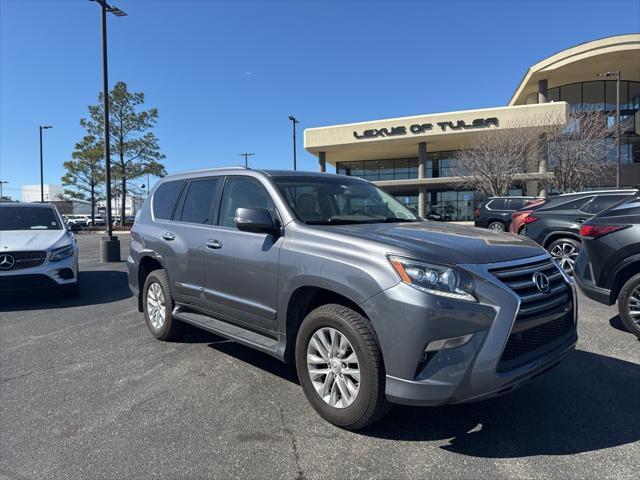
top-left (50, 245), bottom-right (74, 262)
top-left (388, 255), bottom-right (476, 302)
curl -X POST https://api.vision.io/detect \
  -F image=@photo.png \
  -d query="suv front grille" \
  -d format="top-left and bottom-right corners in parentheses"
top-left (0, 251), bottom-right (47, 271)
top-left (490, 258), bottom-right (575, 372)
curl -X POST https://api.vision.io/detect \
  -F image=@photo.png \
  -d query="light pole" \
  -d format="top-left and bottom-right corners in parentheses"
top-left (39, 125), bottom-right (52, 202)
top-left (0, 180), bottom-right (7, 199)
top-left (597, 70), bottom-right (621, 188)
top-left (238, 152), bottom-right (254, 167)
top-left (288, 115), bottom-right (299, 171)
top-left (91, 0), bottom-right (126, 262)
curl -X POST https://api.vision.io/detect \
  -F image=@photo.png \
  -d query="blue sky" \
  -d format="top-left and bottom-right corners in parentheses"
top-left (1, 0), bottom-right (639, 199)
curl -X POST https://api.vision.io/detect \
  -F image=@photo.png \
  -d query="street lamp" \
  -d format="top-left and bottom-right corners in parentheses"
top-left (288, 115), bottom-right (299, 171)
top-left (597, 70), bottom-right (621, 188)
top-left (238, 152), bottom-right (254, 167)
top-left (39, 125), bottom-right (52, 202)
top-left (0, 180), bottom-right (8, 200)
top-left (91, 0), bottom-right (126, 262)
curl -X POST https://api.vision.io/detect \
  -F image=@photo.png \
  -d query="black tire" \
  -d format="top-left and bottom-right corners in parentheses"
top-left (142, 269), bottom-right (181, 341)
top-left (487, 221), bottom-right (505, 232)
top-left (618, 273), bottom-right (640, 339)
top-left (295, 304), bottom-right (389, 430)
top-left (548, 238), bottom-right (581, 275)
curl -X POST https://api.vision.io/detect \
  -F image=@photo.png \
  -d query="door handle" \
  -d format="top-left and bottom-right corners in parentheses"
top-left (206, 239), bottom-right (222, 250)
top-left (575, 218), bottom-right (586, 224)
top-left (161, 232), bottom-right (176, 241)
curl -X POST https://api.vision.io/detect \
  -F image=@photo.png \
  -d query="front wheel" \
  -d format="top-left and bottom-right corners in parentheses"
top-left (295, 304), bottom-right (389, 430)
top-left (618, 273), bottom-right (640, 339)
top-left (548, 238), bottom-right (581, 274)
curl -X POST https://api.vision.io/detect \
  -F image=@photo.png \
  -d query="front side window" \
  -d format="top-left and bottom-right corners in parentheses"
top-left (178, 178), bottom-right (220, 224)
top-left (219, 178), bottom-right (277, 229)
top-left (0, 207), bottom-right (61, 231)
top-left (580, 194), bottom-right (631, 215)
top-left (274, 176), bottom-right (417, 225)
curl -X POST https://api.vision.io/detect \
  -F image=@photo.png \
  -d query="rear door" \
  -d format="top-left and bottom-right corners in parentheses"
top-left (148, 177), bottom-right (221, 307)
top-left (200, 176), bottom-right (282, 334)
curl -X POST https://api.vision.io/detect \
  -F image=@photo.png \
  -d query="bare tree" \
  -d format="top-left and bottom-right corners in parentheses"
top-left (451, 123), bottom-right (544, 197)
top-left (543, 110), bottom-right (615, 193)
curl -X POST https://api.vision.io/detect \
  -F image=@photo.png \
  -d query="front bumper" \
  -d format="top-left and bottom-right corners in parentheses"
top-left (0, 252), bottom-right (78, 292)
top-left (360, 254), bottom-right (577, 406)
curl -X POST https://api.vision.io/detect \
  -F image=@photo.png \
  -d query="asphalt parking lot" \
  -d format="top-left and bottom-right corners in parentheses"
top-left (1, 234), bottom-right (638, 480)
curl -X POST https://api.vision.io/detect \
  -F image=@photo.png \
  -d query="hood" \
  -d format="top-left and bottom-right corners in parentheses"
top-left (323, 221), bottom-right (545, 265)
top-left (0, 230), bottom-right (71, 253)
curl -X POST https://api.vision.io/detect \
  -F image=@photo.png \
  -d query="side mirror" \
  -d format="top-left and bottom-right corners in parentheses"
top-left (235, 207), bottom-right (277, 234)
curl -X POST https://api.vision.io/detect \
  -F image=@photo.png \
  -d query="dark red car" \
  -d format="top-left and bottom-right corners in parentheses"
top-left (509, 198), bottom-right (546, 234)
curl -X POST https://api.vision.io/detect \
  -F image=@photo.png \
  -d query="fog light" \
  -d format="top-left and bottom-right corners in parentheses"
top-left (425, 333), bottom-right (474, 352)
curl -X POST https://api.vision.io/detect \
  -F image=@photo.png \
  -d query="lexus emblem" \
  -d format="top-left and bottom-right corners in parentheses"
top-left (532, 271), bottom-right (550, 293)
top-left (0, 254), bottom-right (15, 270)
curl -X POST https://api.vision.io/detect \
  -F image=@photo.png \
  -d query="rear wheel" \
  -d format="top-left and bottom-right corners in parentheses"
top-left (295, 304), bottom-right (389, 430)
top-left (143, 269), bottom-right (181, 341)
top-left (548, 238), bottom-right (580, 274)
top-left (618, 273), bottom-right (640, 339)
top-left (487, 221), bottom-right (505, 232)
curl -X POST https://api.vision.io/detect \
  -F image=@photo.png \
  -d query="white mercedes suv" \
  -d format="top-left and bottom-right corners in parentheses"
top-left (0, 203), bottom-right (79, 296)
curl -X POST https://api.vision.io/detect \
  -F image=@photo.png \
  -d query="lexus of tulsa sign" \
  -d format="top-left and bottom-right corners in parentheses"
top-left (353, 117), bottom-right (499, 140)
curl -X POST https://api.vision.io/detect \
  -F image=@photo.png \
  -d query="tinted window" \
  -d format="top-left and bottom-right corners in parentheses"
top-left (487, 199), bottom-right (507, 210)
top-left (542, 196), bottom-right (593, 211)
top-left (0, 207), bottom-right (61, 231)
top-left (599, 196), bottom-right (640, 217)
top-left (580, 194), bottom-right (631, 215)
top-left (219, 177), bottom-right (277, 228)
top-left (153, 180), bottom-right (185, 220)
top-left (507, 198), bottom-right (530, 210)
top-left (178, 178), bottom-right (220, 224)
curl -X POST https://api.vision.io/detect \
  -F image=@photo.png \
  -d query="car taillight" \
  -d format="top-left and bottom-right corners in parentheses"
top-left (474, 208), bottom-right (480, 218)
top-left (523, 215), bottom-right (539, 225)
top-left (579, 224), bottom-right (629, 238)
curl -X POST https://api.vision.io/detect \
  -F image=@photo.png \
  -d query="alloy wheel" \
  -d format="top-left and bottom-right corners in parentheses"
top-left (147, 282), bottom-right (166, 329)
top-left (306, 327), bottom-right (360, 409)
top-left (628, 285), bottom-right (640, 327)
top-left (488, 222), bottom-right (505, 231)
top-left (550, 242), bottom-right (579, 273)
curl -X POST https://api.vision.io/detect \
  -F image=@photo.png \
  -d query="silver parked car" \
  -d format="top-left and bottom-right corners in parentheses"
top-left (0, 203), bottom-right (79, 296)
top-left (128, 168), bottom-right (577, 429)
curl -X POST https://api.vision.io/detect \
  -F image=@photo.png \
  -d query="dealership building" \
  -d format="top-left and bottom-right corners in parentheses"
top-left (304, 34), bottom-right (640, 220)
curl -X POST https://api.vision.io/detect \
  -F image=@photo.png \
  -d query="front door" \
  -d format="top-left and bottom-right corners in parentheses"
top-left (201, 176), bottom-right (282, 334)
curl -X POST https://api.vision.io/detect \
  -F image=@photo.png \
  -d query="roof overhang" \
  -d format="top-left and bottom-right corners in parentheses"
top-left (509, 34), bottom-right (640, 106)
top-left (304, 102), bottom-right (568, 164)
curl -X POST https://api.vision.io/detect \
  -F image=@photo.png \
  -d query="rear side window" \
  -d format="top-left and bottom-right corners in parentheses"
top-left (487, 199), bottom-right (507, 210)
top-left (580, 194), bottom-right (632, 215)
top-left (178, 178), bottom-right (221, 224)
top-left (153, 180), bottom-right (185, 220)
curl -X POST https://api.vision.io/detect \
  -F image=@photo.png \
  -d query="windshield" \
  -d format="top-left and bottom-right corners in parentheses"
top-left (274, 176), bottom-right (418, 225)
top-left (0, 206), bottom-right (62, 231)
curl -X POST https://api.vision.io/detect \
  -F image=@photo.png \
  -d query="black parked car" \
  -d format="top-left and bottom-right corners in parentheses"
top-left (474, 196), bottom-right (537, 232)
top-left (575, 193), bottom-right (640, 338)
top-left (522, 190), bottom-right (638, 274)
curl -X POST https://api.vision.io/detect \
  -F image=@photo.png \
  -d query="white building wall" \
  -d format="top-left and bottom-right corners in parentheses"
top-left (21, 184), bottom-right (63, 203)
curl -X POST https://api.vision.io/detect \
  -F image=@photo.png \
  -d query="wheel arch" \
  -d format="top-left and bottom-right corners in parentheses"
top-left (137, 254), bottom-right (167, 312)
top-left (543, 231), bottom-right (581, 249)
top-left (610, 257), bottom-right (640, 303)
top-left (282, 285), bottom-right (371, 364)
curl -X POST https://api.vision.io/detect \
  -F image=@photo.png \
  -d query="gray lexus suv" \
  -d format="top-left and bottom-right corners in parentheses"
top-left (127, 168), bottom-right (577, 429)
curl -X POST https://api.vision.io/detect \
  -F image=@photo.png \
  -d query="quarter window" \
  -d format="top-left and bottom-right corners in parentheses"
top-left (178, 178), bottom-right (220, 224)
top-left (153, 180), bottom-right (185, 220)
top-left (219, 178), bottom-right (277, 229)
top-left (580, 194), bottom-right (630, 215)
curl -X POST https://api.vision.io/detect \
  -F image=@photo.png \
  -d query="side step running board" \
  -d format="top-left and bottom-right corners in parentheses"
top-left (172, 306), bottom-right (279, 356)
